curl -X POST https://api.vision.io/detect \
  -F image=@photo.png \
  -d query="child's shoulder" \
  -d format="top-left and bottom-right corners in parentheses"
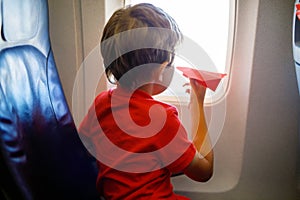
top-left (150, 98), bottom-right (179, 118)
top-left (94, 89), bottom-right (112, 101)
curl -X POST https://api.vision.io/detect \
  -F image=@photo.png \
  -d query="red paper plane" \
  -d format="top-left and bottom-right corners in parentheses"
top-left (176, 66), bottom-right (227, 91)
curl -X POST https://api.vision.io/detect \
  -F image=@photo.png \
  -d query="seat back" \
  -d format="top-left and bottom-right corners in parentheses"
top-left (0, 0), bottom-right (98, 199)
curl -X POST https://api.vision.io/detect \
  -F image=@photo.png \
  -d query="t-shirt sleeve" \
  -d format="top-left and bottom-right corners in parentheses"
top-left (78, 104), bottom-right (100, 156)
top-left (156, 108), bottom-right (196, 173)
top-left (166, 140), bottom-right (196, 173)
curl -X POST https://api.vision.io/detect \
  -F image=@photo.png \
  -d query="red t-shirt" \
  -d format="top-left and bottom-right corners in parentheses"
top-left (79, 87), bottom-right (196, 199)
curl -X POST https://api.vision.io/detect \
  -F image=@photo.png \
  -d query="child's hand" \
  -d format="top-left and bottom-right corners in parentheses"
top-left (189, 78), bottom-right (206, 104)
top-left (184, 79), bottom-right (207, 105)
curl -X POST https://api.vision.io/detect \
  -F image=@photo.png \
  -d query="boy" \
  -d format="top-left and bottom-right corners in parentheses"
top-left (79, 3), bottom-right (213, 199)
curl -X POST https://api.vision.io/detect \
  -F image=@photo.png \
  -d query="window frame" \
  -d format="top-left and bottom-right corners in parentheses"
top-left (122, 0), bottom-right (236, 106)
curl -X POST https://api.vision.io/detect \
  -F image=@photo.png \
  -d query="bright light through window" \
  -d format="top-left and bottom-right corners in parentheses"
top-left (124, 0), bottom-right (233, 102)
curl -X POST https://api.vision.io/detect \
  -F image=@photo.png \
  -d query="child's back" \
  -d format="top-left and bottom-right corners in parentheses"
top-left (79, 3), bottom-right (213, 199)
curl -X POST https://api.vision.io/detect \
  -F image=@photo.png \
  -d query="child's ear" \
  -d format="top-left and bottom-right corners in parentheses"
top-left (159, 61), bottom-right (169, 74)
top-left (158, 61), bottom-right (169, 81)
top-left (161, 61), bottom-right (169, 68)
top-left (151, 61), bottom-right (174, 95)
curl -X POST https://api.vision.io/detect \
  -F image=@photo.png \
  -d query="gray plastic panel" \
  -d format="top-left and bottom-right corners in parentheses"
top-left (293, 0), bottom-right (300, 94)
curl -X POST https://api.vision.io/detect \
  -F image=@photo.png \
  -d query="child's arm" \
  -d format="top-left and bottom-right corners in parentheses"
top-left (183, 79), bottom-right (214, 182)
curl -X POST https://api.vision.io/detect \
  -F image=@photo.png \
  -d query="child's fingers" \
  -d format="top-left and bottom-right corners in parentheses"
top-left (189, 78), bottom-right (206, 101)
top-left (185, 88), bottom-right (191, 94)
top-left (183, 82), bottom-right (190, 87)
top-left (189, 79), bottom-right (203, 89)
top-left (183, 82), bottom-right (191, 94)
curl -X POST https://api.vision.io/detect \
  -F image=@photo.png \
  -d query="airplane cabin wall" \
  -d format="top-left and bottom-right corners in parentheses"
top-left (48, 0), bottom-right (108, 118)
top-left (180, 0), bottom-right (300, 199)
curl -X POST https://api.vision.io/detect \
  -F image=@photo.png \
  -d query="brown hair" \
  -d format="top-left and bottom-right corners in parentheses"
top-left (100, 3), bottom-right (182, 89)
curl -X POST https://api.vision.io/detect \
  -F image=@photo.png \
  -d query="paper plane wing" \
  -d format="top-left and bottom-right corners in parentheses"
top-left (176, 66), bottom-right (227, 91)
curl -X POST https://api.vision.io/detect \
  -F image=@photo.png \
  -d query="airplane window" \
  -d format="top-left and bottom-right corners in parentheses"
top-left (124, 0), bottom-right (234, 104)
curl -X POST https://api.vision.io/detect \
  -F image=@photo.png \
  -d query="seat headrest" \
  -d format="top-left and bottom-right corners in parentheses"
top-left (0, 0), bottom-right (50, 57)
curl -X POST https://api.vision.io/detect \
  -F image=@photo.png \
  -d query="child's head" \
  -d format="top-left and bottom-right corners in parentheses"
top-left (100, 3), bottom-right (182, 91)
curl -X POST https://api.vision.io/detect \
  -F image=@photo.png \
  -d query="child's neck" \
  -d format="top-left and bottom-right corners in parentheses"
top-left (138, 83), bottom-right (167, 96)
top-left (138, 84), bottom-right (154, 96)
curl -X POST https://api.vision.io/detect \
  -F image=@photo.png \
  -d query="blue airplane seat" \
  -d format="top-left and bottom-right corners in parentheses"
top-left (0, 0), bottom-right (99, 199)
